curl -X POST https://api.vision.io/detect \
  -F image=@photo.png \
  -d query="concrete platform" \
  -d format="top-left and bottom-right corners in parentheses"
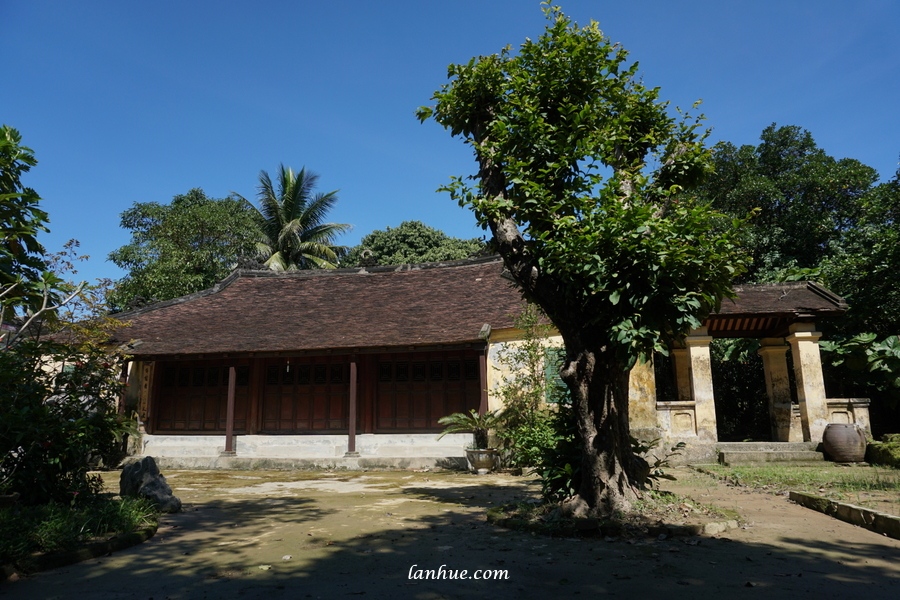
top-left (131, 432), bottom-right (474, 470)
top-left (717, 451), bottom-right (825, 466)
top-left (715, 441), bottom-right (824, 466)
top-left (126, 455), bottom-right (468, 471)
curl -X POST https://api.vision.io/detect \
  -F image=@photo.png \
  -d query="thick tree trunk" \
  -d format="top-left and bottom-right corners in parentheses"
top-left (559, 337), bottom-right (642, 517)
top-left (475, 148), bottom-right (643, 516)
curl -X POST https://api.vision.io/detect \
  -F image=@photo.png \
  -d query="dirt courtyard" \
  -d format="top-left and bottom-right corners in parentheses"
top-left (2, 467), bottom-right (899, 599)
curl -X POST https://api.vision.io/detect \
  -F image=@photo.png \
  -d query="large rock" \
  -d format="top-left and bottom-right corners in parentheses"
top-left (120, 456), bottom-right (182, 513)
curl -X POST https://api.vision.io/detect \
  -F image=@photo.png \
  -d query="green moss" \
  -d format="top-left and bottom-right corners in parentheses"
top-left (866, 441), bottom-right (900, 468)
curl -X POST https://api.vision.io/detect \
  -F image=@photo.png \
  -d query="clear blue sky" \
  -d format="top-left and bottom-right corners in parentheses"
top-left (5, 0), bottom-right (898, 286)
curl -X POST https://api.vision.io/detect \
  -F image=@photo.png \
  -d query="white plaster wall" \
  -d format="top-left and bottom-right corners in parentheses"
top-left (486, 327), bottom-right (564, 413)
top-left (141, 433), bottom-right (472, 458)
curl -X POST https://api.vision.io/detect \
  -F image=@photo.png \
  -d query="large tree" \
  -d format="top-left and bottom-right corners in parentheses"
top-left (418, 5), bottom-right (747, 515)
top-left (697, 125), bottom-right (900, 433)
top-left (340, 220), bottom-right (485, 267)
top-left (108, 189), bottom-right (260, 311)
top-left (1, 125), bottom-right (50, 314)
top-left (236, 165), bottom-right (350, 271)
top-left (823, 166), bottom-right (900, 339)
top-left (698, 124), bottom-right (878, 283)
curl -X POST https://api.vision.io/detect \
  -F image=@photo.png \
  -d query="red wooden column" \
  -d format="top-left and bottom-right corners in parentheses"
top-left (478, 347), bottom-right (489, 415)
top-left (345, 355), bottom-right (359, 457)
top-left (248, 359), bottom-right (263, 434)
top-left (117, 361), bottom-right (129, 415)
top-left (222, 366), bottom-right (237, 455)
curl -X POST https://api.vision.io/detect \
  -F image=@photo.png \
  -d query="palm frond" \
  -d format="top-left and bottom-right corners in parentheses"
top-left (248, 165), bottom-right (350, 271)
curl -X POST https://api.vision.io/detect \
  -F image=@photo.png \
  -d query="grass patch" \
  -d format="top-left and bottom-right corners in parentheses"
top-left (0, 495), bottom-right (158, 566)
top-left (487, 490), bottom-right (733, 538)
top-left (698, 463), bottom-right (900, 516)
top-left (699, 463), bottom-right (900, 495)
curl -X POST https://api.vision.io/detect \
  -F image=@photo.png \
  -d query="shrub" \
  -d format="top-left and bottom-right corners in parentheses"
top-left (866, 435), bottom-right (900, 468)
top-left (493, 304), bottom-right (567, 468)
top-left (0, 340), bottom-right (132, 505)
top-left (0, 495), bottom-right (157, 565)
top-left (533, 401), bottom-right (582, 503)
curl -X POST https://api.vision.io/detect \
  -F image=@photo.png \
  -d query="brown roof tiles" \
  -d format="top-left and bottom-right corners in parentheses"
top-left (111, 258), bottom-right (848, 356)
top-left (112, 257), bottom-right (523, 357)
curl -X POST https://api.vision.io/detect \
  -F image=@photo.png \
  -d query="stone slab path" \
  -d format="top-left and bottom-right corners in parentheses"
top-left (2, 467), bottom-right (899, 599)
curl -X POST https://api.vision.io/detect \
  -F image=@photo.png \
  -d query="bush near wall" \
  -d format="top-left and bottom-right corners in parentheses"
top-left (0, 340), bottom-right (131, 505)
top-left (866, 434), bottom-right (900, 468)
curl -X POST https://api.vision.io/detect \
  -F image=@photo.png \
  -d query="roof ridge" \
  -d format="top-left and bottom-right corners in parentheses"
top-left (236, 254), bottom-right (503, 279)
top-left (111, 255), bottom-right (505, 317)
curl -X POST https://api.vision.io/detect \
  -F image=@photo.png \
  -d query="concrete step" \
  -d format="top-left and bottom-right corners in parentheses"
top-left (718, 450), bottom-right (824, 466)
top-left (716, 442), bottom-right (818, 452)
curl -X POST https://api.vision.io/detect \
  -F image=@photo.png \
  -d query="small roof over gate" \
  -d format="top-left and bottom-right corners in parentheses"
top-left (704, 281), bottom-right (848, 338)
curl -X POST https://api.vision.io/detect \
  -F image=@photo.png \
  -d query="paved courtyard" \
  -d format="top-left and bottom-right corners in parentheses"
top-left (2, 467), bottom-right (900, 599)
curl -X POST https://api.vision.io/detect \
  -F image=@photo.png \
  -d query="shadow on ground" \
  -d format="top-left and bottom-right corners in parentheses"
top-left (2, 469), bottom-right (899, 599)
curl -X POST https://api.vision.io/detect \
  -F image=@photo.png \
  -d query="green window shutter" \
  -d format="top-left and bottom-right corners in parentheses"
top-left (543, 348), bottom-right (566, 404)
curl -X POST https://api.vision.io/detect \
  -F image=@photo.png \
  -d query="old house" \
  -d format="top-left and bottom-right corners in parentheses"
top-left (113, 256), bottom-right (865, 468)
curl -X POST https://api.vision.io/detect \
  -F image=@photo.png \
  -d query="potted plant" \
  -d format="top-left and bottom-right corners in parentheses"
top-left (437, 409), bottom-right (505, 474)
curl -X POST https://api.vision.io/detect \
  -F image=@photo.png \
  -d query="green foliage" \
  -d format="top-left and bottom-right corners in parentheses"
top-left (630, 437), bottom-right (686, 487)
top-left (108, 189), bottom-right (261, 311)
top-left (822, 166), bottom-right (900, 339)
top-left (419, 5), bottom-right (748, 511)
top-left (493, 304), bottom-right (565, 467)
top-left (0, 340), bottom-right (132, 505)
top-left (866, 436), bottom-right (900, 469)
top-left (498, 413), bottom-right (558, 469)
top-left (437, 409), bottom-right (505, 450)
top-left (699, 124), bottom-right (878, 283)
top-left (340, 220), bottom-right (485, 267)
top-left (700, 125), bottom-right (900, 432)
top-left (0, 495), bottom-right (157, 565)
top-left (533, 401), bottom-right (582, 503)
top-left (819, 168), bottom-right (900, 427)
top-left (418, 4), bottom-right (748, 367)
top-left (820, 334), bottom-right (900, 409)
top-left (487, 306), bottom-right (580, 498)
top-left (0, 125), bottom-right (53, 316)
top-left (236, 165), bottom-right (350, 271)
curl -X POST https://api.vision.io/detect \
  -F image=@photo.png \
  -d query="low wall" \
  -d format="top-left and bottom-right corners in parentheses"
top-left (140, 433), bottom-right (472, 460)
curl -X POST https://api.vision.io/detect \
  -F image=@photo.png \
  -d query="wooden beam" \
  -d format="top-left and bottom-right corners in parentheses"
top-left (224, 366), bottom-right (236, 454)
top-left (346, 356), bottom-right (359, 456)
top-left (478, 347), bottom-right (488, 415)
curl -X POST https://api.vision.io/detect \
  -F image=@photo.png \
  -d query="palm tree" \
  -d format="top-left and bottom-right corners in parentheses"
top-left (237, 165), bottom-right (351, 270)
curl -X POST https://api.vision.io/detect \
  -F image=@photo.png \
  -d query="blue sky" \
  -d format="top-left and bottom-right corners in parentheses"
top-left (5, 0), bottom-right (898, 286)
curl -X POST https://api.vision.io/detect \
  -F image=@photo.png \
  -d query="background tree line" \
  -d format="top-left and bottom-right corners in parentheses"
top-left (105, 122), bottom-right (900, 441)
top-left (697, 124), bottom-right (900, 438)
top-left (108, 175), bottom-right (485, 312)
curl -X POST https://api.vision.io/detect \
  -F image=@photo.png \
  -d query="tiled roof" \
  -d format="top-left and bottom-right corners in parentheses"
top-left (706, 281), bottom-right (847, 338)
top-left (111, 259), bottom-right (848, 356)
top-left (112, 257), bottom-right (523, 357)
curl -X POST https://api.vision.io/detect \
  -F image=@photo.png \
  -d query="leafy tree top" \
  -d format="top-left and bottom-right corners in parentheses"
top-left (108, 189), bottom-right (260, 311)
top-left (822, 164), bottom-right (900, 338)
top-left (1, 125), bottom-right (50, 312)
top-left (698, 124), bottom-right (878, 283)
top-left (418, 4), bottom-right (748, 364)
top-left (341, 220), bottom-right (485, 267)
